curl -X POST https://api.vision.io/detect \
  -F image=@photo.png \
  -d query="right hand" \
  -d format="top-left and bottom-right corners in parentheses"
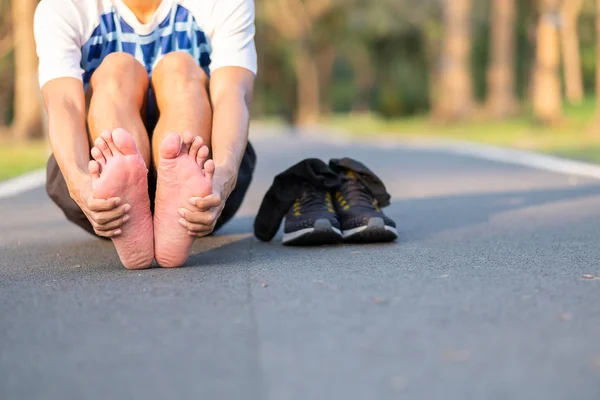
top-left (70, 178), bottom-right (131, 238)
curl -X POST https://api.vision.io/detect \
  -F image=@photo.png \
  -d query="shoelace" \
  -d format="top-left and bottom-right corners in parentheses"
top-left (339, 177), bottom-right (375, 208)
top-left (297, 185), bottom-right (329, 213)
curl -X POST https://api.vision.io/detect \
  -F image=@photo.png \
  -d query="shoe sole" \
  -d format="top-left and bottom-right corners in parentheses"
top-left (343, 217), bottom-right (398, 243)
top-left (282, 219), bottom-right (343, 246)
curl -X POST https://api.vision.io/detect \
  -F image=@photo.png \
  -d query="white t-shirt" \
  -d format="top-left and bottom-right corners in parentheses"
top-left (33, 0), bottom-right (257, 89)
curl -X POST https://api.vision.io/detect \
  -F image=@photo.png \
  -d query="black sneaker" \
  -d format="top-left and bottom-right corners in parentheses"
top-left (282, 184), bottom-right (343, 246)
top-left (333, 171), bottom-right (398, 243)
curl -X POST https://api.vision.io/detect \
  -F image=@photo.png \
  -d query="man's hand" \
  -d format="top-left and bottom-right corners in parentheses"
top-left (178, 169), bottom-right (236, 237)
top-left (70, 176), bottom-right (131, 238)
top-left (42, 78), bottom-right (131, 238)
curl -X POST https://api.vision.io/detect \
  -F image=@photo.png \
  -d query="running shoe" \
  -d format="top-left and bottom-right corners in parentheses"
top-left (333, 170), bottom-right (398, 242)
top-left (282, 184), bottom-right (343, 246)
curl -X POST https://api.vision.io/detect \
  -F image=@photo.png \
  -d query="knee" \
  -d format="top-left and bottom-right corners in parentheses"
top-left (91, 52), bottom-right (148, 95)
top-left (153, 52), bottom-right (208, 93)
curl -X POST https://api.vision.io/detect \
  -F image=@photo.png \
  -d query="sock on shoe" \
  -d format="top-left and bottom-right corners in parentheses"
top-left (254, 157), bottom-right (393, 242)
top-left (253, 159), bottom-right (341, 242)
top-left (329, 158), bottom-right (391, 207)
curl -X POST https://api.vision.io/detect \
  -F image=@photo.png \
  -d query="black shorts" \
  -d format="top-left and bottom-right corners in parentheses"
top-left (46, 141), bottom-right (256, 237)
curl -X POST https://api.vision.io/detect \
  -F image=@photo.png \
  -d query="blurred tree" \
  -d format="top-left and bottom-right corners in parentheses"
top-left (366, 0), bottom-right (440, 116)
top-left (434, 0), bottom-right (475, 121)
top-left (259, 0), bottom-right (338, 126)
top-left (0, 0), bottom-right (12, 60)
top-left (595, 0), bottom-right (600, 131)
top-left (251, 0), bottom-right (594, 124)
top-left (312, 9), bottom-right (348, 115)
top-left (316, 43), bottom-right (336, 115)
top-left (560, 0), bottom-right (585, 104)
top-left (577, 0), bottom-right (597, 95)
top-left (486, 0), bottom-right (518, 118)
top-left (347, 42), bottom-right (374, 113)
top-left (11, 0), bottom-right (43, 140)
top-left (252, 21), bottom-right (298, 121)
top-left (533, 0), bottom-right (562, 124)
top-left (0, 0), bottom-right (14, 131)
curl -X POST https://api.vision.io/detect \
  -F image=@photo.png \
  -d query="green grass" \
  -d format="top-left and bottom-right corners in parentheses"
top-left (0, 140), bottom-right (49, 181)
top-left (324, 99), bottom-right (600, 164)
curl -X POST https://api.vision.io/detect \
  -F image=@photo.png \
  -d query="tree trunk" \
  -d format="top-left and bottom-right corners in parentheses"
top-left (560, 0), bottom-right (584, 104)
top-left (434, 0), bottom-right (474, 121)
top-left (316, 44), bottom-right (336, 116)
top-left (533, 0), bottom-right (562, 124)
top-left (487, 0), bottom-right (518, 118)
top-left (423, 18), bottom-right (442, 113)
top-left (594, 0), bottom-right (600, 134)
top-left (11, 0), bottom-right (43, 140)
top-left (348, 43), bottom-right (374, 113)
top-left (293, 43), bottom-right (320, 126)
top-left (0, 65), bottom-right (13, 127)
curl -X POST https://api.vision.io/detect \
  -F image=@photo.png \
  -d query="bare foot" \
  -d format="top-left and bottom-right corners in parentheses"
top-left (154, 132), bottom-right (213, 267)
top-left (90, 129), bottom-right (154, 269)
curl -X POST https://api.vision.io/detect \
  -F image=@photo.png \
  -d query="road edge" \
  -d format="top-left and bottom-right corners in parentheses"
top-left (2, 125), bottom-right (600, 199)
top-left (295, 126), bottom-right (600, 181)
top-left (0, 169), bottom-right (46, 200)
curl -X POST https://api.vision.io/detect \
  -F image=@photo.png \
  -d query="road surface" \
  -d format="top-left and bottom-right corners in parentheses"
top-left (1, 129), bottom-right (600, 399)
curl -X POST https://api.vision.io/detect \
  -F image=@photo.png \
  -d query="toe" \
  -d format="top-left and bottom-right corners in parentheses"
top-left (94, 135), bottom-right (112, 158)
top-left (183, 132), bottom-right (195, 145)
top-left (88, 160), bottom-right (101, 180)
top-left (91, 146), bottom-right (106, 166)
top-left (112, 128), bottom-right (139, 156)
top-left (196, 145), bottom-right (210, 168)
top-left (159, 133), bottom-right (182, 160)
top-left (181, 132), bottom-right (194, 154)
top-left (204, 159), bottom-right (215, 181)
top-left (102, 130), bottom-right (120, 156)
top-left (189, 136), bottom-right (204, 159)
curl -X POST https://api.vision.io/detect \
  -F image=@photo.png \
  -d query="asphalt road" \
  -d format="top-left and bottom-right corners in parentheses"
top-left (1, 130), bottom-right (600, 400)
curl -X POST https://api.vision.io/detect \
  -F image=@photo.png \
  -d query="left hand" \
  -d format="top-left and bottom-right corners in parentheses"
top-left (177, 172), bottom-right (235, 237)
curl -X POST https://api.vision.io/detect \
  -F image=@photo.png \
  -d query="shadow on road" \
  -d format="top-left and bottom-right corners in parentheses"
top-left (3, 183), bottom-right (600, 273)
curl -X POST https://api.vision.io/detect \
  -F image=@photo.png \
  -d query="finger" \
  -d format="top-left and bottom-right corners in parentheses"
top-left (179, 213), bottom-right (215, 229)
top-left (95, 229), bottom-right (122, 238)
top-left (88, 197), bottom-right (123, 212)
top-left (90, 204), bottom-right (131, 224)
top-left (204, 159), bottom-right (215, 182)
top-left (94, 214), bottom-right (130, 232)
top-left (93, 204), bottom-right (131, 224)
top-left (178, 208), bottom-right (218, 225)
top-left (179, 218), bottom-right (215, 233)
top-left (189, 229), bottom-right (213, 237)
top-left (189, 193), bottom-right (221, 209)
top-left (91, 146), bottom-right (106, 166)
top-left (94, 133), bottom-right (112, 158)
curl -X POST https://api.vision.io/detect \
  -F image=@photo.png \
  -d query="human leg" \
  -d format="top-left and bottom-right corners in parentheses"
top-left (150, 53), bottom-right (213, 267)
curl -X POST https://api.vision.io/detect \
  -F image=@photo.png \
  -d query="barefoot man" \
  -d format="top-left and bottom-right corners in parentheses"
top-left (34, 0), bottom-right (257, 269)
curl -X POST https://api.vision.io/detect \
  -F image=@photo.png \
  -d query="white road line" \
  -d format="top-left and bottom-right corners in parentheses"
top-left (0, 169), bottom-right (46, 200)
top-left (302, 129), bottom-right (600, 180)
top-left (422, 139), bottom-right (600, 180)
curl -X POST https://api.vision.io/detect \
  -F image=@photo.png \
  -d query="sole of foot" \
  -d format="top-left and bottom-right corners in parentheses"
top-left (90, 129), bottom-right (154, 269)
top-left (154, 132), bottom-right (214, 268)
